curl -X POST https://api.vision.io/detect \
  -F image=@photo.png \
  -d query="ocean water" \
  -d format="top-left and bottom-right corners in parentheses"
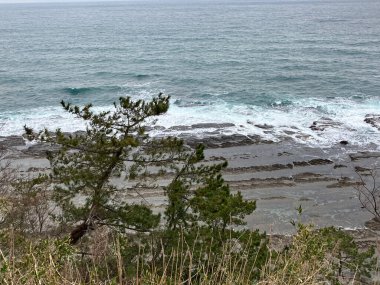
top-left (0, 0), bottom-right (380, 147)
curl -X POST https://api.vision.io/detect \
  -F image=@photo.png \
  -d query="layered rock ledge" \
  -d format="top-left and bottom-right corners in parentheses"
top-left (1, 134), bottom-right (379, 235)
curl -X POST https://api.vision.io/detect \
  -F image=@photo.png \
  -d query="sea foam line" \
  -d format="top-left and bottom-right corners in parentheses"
top-left (0, 97), bottom-right (379, 149)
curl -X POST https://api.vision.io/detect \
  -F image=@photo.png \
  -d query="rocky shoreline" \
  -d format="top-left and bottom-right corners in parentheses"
top-left (1, 133), bottom-right (380, 235)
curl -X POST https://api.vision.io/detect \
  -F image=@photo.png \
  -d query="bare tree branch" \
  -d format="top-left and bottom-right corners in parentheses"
top-left (355, 168), bottom-right (380, 221)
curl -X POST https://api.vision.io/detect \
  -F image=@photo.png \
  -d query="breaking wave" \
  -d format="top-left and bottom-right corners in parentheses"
top-left (1, 95), bottom-right (379, 150)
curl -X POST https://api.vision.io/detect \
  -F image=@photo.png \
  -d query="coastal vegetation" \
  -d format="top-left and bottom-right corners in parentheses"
top-left (355, 168), bottom-right (380, 222)
top-left (0, 95), bottom-right (377, 284)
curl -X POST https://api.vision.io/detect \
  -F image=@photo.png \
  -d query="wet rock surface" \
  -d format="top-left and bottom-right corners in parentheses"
top-left (183, 134), bottom-right (268, 148)
top-left (166, 122), bottom-right (236, 132)
top-left (349, 152), bottom-right (380, 161)
top-left (0, 136), bottom-right (25, 148)
top-left (309, 117), bottom-right (342, 131)
top-left (21, 143), bottom-right (61, 157)
top-left (364, 114), bottom-right (380, 131)
top-left (254, 124), bottom-right (274, 130)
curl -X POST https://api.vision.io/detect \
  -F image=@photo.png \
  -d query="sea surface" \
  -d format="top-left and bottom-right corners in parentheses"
top-left (0, 0), bottom-right (380, 147)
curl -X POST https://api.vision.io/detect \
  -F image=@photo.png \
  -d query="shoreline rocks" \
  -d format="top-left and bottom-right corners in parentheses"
top-left (309, 117), bottom-right (342, 131)
top-left (364, 114), bottom-right (380, 131)
top-left (1, 131), bottom-right (380, 235)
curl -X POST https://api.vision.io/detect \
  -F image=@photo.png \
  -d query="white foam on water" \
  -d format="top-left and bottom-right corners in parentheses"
top-left (153, 96), bottom-right (380, 148)
top-left (0, 106), bottom-right (87, 136)
top-left (1, 96), bottom-right (379, 149)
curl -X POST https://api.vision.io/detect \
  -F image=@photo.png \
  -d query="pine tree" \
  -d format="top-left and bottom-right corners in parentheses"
top-left (26, 95), bottom-right (179, 242)
top-left (25, 94), bottom-right (256, 245)
top-left (164, 144), bottom-right (255, 233)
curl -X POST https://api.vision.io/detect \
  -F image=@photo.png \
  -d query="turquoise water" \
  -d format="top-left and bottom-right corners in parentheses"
top-left (0, 0), bottom-right (380, 146)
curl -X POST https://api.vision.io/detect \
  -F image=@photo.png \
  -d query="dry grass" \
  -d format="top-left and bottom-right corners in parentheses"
top-left (0, 224), bottom-right (370, 285)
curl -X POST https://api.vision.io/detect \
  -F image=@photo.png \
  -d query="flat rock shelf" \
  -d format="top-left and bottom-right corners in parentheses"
top-left (1, 134), bottom-right (379, 235)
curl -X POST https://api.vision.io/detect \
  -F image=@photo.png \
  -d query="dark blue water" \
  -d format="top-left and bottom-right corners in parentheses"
top-left (0, 0), bottom-right (380, 146)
